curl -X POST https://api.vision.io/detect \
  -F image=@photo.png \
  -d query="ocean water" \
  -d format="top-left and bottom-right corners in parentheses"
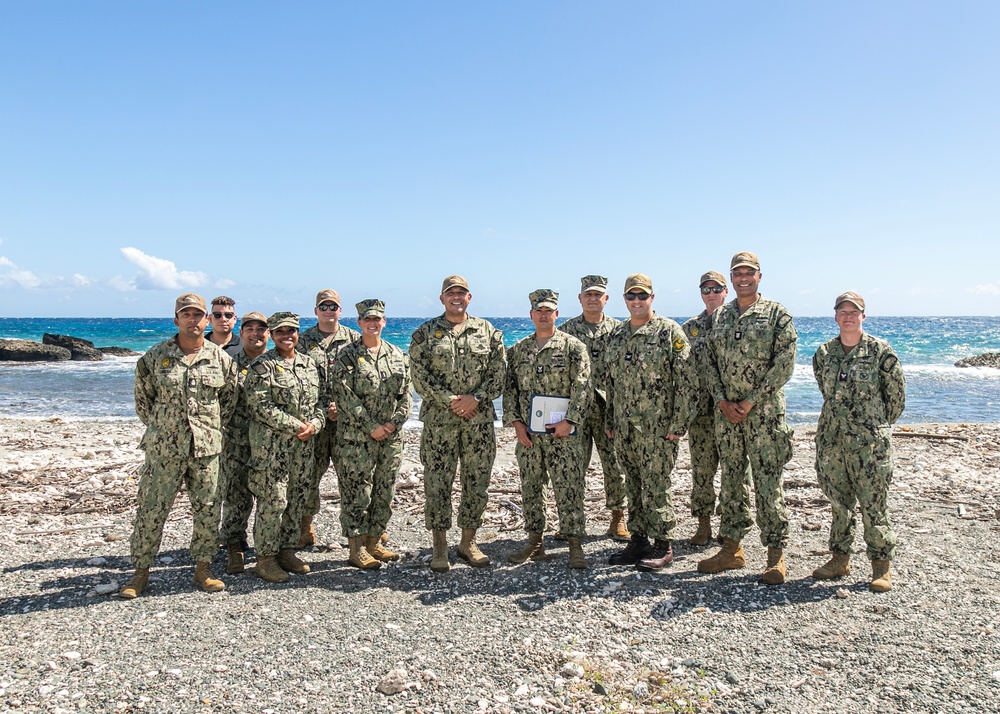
top-left (1, 316), bottom-right (998, 425)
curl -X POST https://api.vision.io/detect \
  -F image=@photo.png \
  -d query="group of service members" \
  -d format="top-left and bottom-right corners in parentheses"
top-left (118, 250), bottom-right (906, 599)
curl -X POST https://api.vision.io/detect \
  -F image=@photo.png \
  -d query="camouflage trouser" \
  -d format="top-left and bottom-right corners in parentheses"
top-left (687, 415), bottom-right (720, 517)
top-left (421, 421), bottom-right (496, 531)
top-left (248, 440), bottom-right (315, 556)
top-left (816, 428), bottom-right (896, 561)
top-left (516, 433), bottom-right (587, 538)
top-left (130, 453), bottom-right (219, 569)
top-left (305, 422), bottom-right (343, 517)
top-left (615, 423), bottom-right (678, 542)
top-left (336, 429), bottom-right (403, 538)
top-left (579, 400), bottom-right (627, 510)
top-left (219, 439), bottom-right (254, 548)
top-left (716, 407), bottom-right (792, 547)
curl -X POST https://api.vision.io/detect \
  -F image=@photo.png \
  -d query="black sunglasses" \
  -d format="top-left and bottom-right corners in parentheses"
top-left (316, 304), bottom-right (340, 312)
top-left (700, 286), bottom-right (726, 295)
top-left (624, 292), bottom-right (650, 301)
top-left (212, 311), bottom-right (236, 319)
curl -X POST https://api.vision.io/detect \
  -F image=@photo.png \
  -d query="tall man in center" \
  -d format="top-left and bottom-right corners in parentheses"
top-left (410, 275), bottom-right (506, 573)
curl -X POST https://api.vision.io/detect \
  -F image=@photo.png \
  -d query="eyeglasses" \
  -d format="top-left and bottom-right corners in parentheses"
top-left (701, 286), bottom-right (726, 295)
top-left (624, 292), bottom-right (650, 301)
top-left (212, 312), bottom-right (236, 320)
top-left (316, 304), bottom-right (340, 312)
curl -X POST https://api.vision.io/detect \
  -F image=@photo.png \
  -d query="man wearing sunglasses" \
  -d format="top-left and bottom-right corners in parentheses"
top-left (296, 289), bottom-right (361, 549)
top-left (699, 251), bottom-right (797, 585)
top-left (206, 296), bottom-right (243, 357)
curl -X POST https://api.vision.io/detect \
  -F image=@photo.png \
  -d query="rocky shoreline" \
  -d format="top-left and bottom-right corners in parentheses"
top-left (1, 417), bottom-right (998, 713)
top-left (0, 334), bottom-right (139, 362)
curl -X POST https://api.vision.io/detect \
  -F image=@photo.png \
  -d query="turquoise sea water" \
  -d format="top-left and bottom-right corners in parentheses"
top-left (1, 316), bottom-right (998, 424)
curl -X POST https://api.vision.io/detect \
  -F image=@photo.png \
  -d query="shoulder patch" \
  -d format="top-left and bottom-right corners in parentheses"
top-left (672, 337), bottom-right (687, 354)
top-left (252, 362), bottom-right (268, 377)
top-left (776, 313), bottom-right (793, 330)
top-left (136, 357), bottom-right (150, 378)
top-left (411, 330), bottom-right (427, 345)
top-left (880, 354), bottom-right (899, 373)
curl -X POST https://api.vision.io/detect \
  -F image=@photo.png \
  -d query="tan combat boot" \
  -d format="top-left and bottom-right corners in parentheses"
top-left (295, 515), bottom-right (316, 549)
top-left (226, 544), bottom-right (245, 575)
top-left (567, 537), bottom-right (589, 569)
top-left (870, 560), bottom-right (892, 592)
top-left (348, 536), bottom-right (381, 570)
top-left (277, 548), bottom-right (310, 574)
top-left (119, 568), bottom-right (150, 599)
top-left (457, 527), bottom-right (490, 567)
top-left (363, 535), bottom-right (399, 562)
top-left (762, 547), bottom-right (786, 585)
top-left (508, 532), bottom-right (550, 564)
top-left (690, 516), bottom-right (712, 546)
top-left (697, 538), bottom-right (746, 573)
top-left (193, 561), bottom-right (225, 592)
top-left (607, 510), bottom-right (631, 542)
top-left (812, 553), bottom-right (850, 580)
top-left (255, 555), bottom-right (289, 583)
top-left (430, 530), bottom-right (450, 573)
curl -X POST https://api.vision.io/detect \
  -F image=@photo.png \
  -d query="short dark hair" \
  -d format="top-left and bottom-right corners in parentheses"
top-left (211, 295), bottom-right (235, 308)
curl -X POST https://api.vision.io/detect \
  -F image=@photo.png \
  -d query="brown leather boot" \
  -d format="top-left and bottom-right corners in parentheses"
top-left (812, 553), bottom-right (850, 580)
top-left (431, 530), bottom-right (450, 573)
top-left (226, 544), bottom-right (245, 575)
top-left (119, 568), bottom-right (149, 599)
top-left (636, 540), bottom-right (674, 571)
top-left (364, 535), bottom-right (399, 562)
top-left (690, 516), bottom-right (712, 546)
top-left (457, 528), bottom-right (490, 567)
top-left (295, 515), bottom-right (316, 549)
top-left (870, 560), bottom-right (892, 592)
top-left (255, 555), bottom-right (289, 583)
top-left (348, 536), bottom-right (381, 570)
top-left (567, 537), bottom-right (589, 569)
top-left (507, 532), bottom-right (550, 564)
top-left (607, 510), bottom-right (631, 542)
top-left (762, 547), bottom-right (786, 585)
top-left (193, 561), bottom-right (225, 592)
top-left (697, 538), bottom-right (746, 573)
top-left (277, 548), bottom-right (310, 574)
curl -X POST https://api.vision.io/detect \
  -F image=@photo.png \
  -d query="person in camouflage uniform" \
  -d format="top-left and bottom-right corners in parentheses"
top-left (604, 274), bottom-right (697, 572)
top-left (120, 293), bottom-right (238, 599)
top-left (699, 251), bottom-right (797, 585)
top-left (812, 291), bottom-right (905, 593)
top-left (218, 311), bottom-right (270, 575)
top-left (245, 312), bottom-right (325, 583)
top-left (409, 275), bottom-right (505, 573)
top-left (331, 299), bottom-right (413, 571)
top-left (295, 288), bottom-right (361, 548)
top-left (558, 275), bottom-right (629, 542)
top-left (505, 290), bottom-right (592, 569)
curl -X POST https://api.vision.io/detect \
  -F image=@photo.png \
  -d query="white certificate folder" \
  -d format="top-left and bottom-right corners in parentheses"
top-left (528, 394), bottom-right (576, 434)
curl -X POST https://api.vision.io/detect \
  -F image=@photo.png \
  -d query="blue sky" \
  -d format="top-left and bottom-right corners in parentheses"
top-left (2, 2), bottom-right (998, 319)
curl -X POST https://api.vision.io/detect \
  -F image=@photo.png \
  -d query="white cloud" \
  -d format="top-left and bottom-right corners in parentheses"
top-left (970, 283), bottom-right (1000, 296)
top-left (108, 275), bottom-right (138, 292)
top-left (0, 256), bottom-right (42, 289)
top-left (72, 273), bottom-right (94, 287)
top-left (215, 277), bottom-right (236, 289)
top-left (120, 247), bottom-right (208, 290)
top-left (0, 256), bottom-right (13, 267)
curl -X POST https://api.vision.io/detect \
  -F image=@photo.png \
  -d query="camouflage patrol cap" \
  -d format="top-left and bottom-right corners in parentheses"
top-left (730, 251), bottom-right (760, 271)
top-left (315, 289), bottom-right (341, 306)
top-left (623, 273), bottom-right (653, 293)
top-left (356, 299), bottom-right (386, 319)
top-left (174, 293), bottom-right (207, 315)
top-left (580, 275), bottom-right (608, 294)
top-left (699, 270), bottom-right (727, 288)
top-left (441, 275), bottom-right (470, 293)
top-left (267, 311), bottom-right (300, 330)
top-left (835, 291), bottom-right (865, 312)
top-left (240, 311), bottom-right (268, 329)
top-left (529, 289), bottom-right (559, 310)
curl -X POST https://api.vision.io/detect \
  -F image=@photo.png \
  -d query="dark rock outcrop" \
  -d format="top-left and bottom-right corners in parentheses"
top-left (42, 334), bottom-right (104, 361)
top-left (954, 352), bottom-right (1000, 369)
top-left (99, 346), bottom-right (141, 357)
top-left (0, 339), bottom-right (72, 362)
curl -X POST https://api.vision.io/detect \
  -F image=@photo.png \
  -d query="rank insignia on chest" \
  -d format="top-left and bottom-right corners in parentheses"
top-left (161, 358), bottom-right (170, 368)
top-left (624, 352), bottom-right (633, 362)
top-left (734, 331), bottom-right (743, 340)
top-left (358, 357), bottom-right (366, 365)
top-left (434, 331), bottom-right (443, 339)
top-left (839, 371), bottom-right (848, 382)
top-left (380, 371), bottom-right (387, 379)
top-left (277, 366), bottom-right (284, 373)
top-left (241, 368), bottom-right (248, 375)
top-left (537, 365), bottom-right (544, 373)
top-left (592, 349), bottom-right (599, 358)
top-left (690, 327), bottom-right (699, 337)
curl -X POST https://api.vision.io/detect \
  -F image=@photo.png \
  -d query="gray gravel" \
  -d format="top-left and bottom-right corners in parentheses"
top-left (1, 418), bottom-right (999, 713)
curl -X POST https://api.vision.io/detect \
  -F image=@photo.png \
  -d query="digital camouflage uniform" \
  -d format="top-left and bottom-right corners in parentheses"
top-left (504, 330), bottom-right (592, 538)
top-left (558, 313), bottom-right (626, 511)
top-left (331, 339), bottom-right (413, 539)
top-left (409, 315), bottom-right (505, 531)
top-left (131, 338), bottom-right (237, 569)
top-left (605, 315), bottom-right (697, 541)
top-left (813, 333), bottom-right (905, 561)
top-left (296, 323), bottom-right (361, 518)
top-left (706, 296), bottom-right (797, 548)
top-left (218, 348), bottom-right (257, 549)
top-left (245, 349), bottom-right (325, 556)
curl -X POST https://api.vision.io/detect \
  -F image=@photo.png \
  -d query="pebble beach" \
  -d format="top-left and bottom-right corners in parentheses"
top-left (1, 417), bottom-right (999, 713)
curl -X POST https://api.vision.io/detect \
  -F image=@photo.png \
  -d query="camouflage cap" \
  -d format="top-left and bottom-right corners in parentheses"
top-left (356, 299), bottom-right (386, 319)
top-left (699, 270), bottom-right (728, 288)
top-left (623, 273), bottom-right (653, 294)
top-left (580, 275), bottom-right (608, 294)
top-left (240, 311), bottom-right (268, 328)
top-left (441, 275), bottom-right (470, 293)
top-left (529, 289), bottom-right (559, 310)
top-left (730, 251), bottom-right (760, 271)
top-left (835, 291), bottom-right (865, 312)
top-left (315, 289), bottom-right (341, 306)
top-left (267, 311), bottom-right (300, 331)
top-left (174, 293), bottom-right (207, 315)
